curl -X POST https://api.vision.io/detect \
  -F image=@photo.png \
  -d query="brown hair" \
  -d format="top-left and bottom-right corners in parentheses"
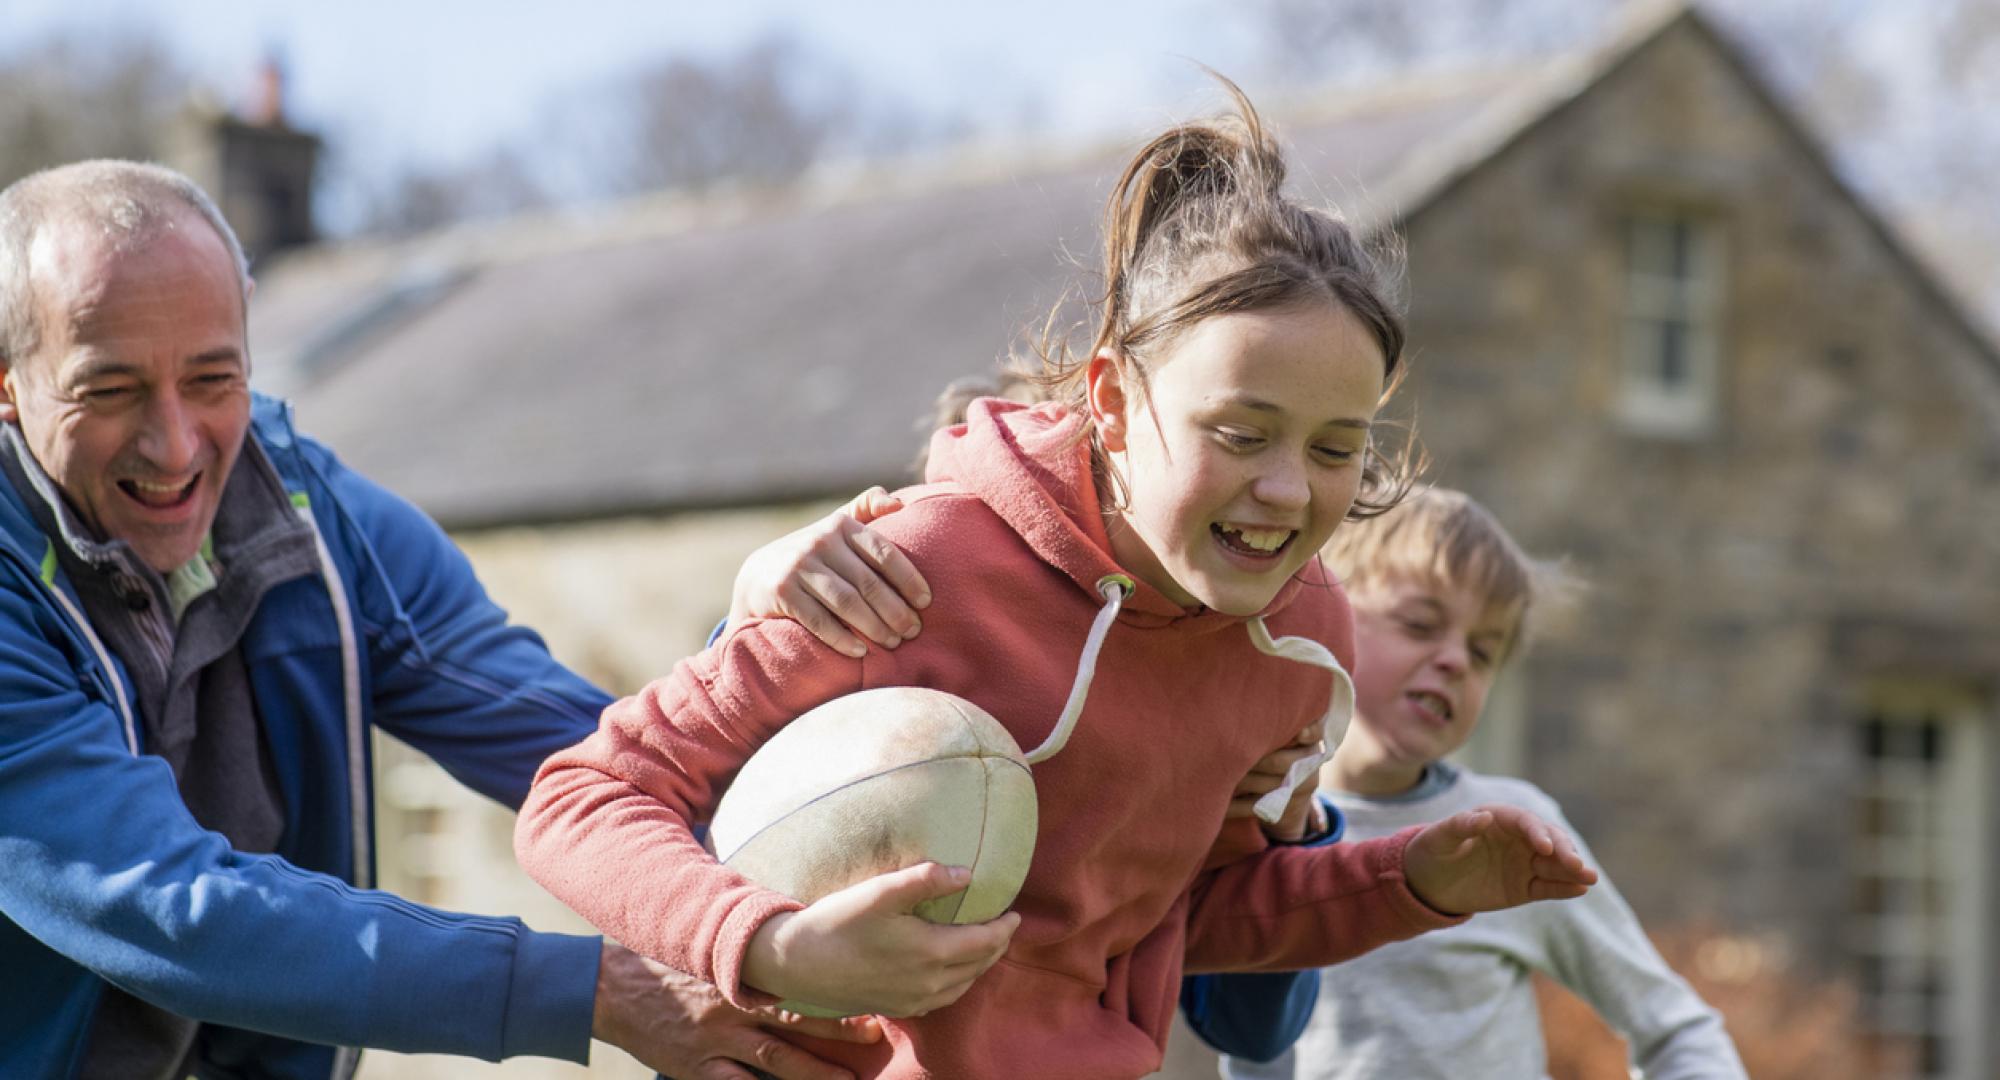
top-left (1036, 73), bottom-right (1416, 518)
top-left (1323, 486), bottom-right (1575, 656)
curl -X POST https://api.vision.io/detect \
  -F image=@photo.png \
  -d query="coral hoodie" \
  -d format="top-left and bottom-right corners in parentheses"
top-left (516, 400), bottom-right (1461, 1079)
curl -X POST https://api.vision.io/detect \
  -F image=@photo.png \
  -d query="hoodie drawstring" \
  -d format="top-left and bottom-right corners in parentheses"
top-left (1024, 574), bottom-right (1133, 765)
top-left (1024, 578), bottom-right (1356, 829)
top-left (1245, 616), bottom-right (1356, 824)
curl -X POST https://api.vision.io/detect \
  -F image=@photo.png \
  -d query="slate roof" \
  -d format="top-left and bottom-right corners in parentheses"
top-left (246, 1), bottom-right (1994, 528)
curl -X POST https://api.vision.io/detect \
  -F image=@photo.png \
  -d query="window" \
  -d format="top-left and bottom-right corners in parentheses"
top-left (1617, 212), bottom-right (1724, 435)
top-left (1850, 684), bottom-right (1993, 1080)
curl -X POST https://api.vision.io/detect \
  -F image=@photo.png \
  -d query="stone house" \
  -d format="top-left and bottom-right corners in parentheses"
top-left (243, 3), bottom-right (2000, 1077)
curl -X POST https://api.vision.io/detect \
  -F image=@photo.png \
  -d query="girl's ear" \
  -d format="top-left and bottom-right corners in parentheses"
top-left (1086, 349), bottom-right (1129, 453)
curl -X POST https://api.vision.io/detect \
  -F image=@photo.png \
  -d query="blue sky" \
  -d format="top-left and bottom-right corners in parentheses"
top-left (2, 2), bottom-right (1248, 174)
top-left (2, 1), bottom-right (1976, 246)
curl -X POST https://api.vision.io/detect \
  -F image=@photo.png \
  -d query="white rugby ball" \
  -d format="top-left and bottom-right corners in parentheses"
top-left (705, 686), bottom-right (1038, 1016)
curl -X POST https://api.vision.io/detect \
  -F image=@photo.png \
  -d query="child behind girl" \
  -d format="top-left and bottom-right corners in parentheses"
top-left (1207, 487), bottom-right (1747, 1079)
top-left (515, 83), bottom-right (1595, 1080)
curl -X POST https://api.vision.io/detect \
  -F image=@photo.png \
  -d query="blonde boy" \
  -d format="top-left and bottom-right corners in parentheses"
top-left (1207, 487), bottom-right (1748, 1080)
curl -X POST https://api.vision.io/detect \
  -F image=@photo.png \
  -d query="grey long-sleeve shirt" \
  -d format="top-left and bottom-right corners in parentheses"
top-left (1223, 764), bottom-right (1748, 1080)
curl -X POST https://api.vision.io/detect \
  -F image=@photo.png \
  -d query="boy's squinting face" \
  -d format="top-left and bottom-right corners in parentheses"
top-left (1092, 303), bottom-right (1385, 616)
top-left (1346, 574), bottom-right (1518, 768)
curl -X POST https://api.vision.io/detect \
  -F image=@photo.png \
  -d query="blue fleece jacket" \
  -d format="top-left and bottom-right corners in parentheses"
top-left (0, 396), bottom-right (611, 1079)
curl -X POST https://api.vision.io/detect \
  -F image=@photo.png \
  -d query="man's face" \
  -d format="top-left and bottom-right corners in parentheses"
top-left (0, 211), bottom-right (251, 573)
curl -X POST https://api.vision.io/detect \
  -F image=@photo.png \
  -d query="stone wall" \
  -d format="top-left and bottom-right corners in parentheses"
top-left (1392, 17), bottom-right (2000, 995)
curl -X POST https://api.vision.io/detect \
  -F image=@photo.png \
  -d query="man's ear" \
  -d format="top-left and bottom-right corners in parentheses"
top-left (0, 359), bottom-right (17, 425)
top-left (1085, 349), bottom-right (1129, 453)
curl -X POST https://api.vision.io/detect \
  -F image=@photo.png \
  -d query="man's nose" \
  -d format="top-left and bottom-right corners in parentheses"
top-left (137, 392), bottom-right (200, 473)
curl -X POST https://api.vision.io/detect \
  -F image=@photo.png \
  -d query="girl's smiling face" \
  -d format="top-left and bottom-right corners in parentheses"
top-left (1089, 301), bottom-right (1386, 616)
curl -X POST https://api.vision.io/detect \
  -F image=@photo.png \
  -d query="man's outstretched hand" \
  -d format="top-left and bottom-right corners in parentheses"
top-left (1403, 806), bottom-right (1597, 916)
top-left (593, 941), bottom-right (881, 1080)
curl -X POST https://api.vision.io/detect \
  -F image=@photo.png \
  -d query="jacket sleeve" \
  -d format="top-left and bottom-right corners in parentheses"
top-left (1181, 826), bottom-right (1463, 974)
top-left (1180, 971), bottom-right (1320, 1063)
top-left (1530, 819), bottom-right (1748, 1079)
top-left (0, 576), bottom-right (600, 1063)
top-left (516, 616), bottom-right (864, 1008)
top-left (1179, 793), bottom-right (1345, 1060)
top-left (301, 437), bottom-right (611, 808)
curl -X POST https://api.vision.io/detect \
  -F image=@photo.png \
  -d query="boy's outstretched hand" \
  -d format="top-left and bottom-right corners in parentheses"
top-left (1403, 806), bottom-right (1597, 915)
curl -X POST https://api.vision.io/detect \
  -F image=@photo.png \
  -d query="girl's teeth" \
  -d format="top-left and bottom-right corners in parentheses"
top-left (1217, 524), bottom-right (1291, 552)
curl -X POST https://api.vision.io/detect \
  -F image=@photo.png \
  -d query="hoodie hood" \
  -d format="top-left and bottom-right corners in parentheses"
top-left (923, 397), bottom-right (1322, 629)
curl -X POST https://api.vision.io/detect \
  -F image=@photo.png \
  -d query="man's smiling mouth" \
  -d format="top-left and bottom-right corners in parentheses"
top-left (119, 475), bottom-right (199, 509)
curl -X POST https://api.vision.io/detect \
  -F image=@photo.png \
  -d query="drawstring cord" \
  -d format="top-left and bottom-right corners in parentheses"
top-left (1023, 574), bottom-right (1132, 764)
top-left (1024, 575), bottom-right (1356, 827)
top-left (1245, 616), bottom-right (1356, 823)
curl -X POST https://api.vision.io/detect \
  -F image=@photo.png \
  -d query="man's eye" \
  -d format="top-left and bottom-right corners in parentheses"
top-left (83, 386), bottom-right (132, 402)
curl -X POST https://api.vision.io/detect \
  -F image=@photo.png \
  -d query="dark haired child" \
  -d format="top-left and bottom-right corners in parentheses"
top-left (516, 85), bottom-right (1594, 1080)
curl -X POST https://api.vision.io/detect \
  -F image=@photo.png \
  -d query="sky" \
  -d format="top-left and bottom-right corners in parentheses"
top-left (1, 0), bottom-right (1985, 269)
top-left (1, 0), bottom-right (1274, 229)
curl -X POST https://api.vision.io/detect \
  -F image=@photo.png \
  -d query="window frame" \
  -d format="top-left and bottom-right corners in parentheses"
top-left (1615, 209), bottom-right (1727, 437)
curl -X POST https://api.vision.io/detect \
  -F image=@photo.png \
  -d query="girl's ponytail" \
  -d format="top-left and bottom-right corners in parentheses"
top-left (1040, 72), bottom-right (1419, 519)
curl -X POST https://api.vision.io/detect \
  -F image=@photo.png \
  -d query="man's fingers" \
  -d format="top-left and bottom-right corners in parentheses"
top-left (690, 1060), bottom-right (760, 1080)
top-left (810, 542), bottom-right (918, 644)
top-left (780, 580), bottom-right (870, 658)
top-left (798, 556), bottom-right (902, 650)
top-left (845, 485), bottom-right (903, 525)
top-left (845, 525), bottom-right (931, 614)
top-left (739, 1031), bottom-right (860, 1080)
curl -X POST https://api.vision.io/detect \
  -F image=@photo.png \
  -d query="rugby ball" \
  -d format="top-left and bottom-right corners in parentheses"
top-left (705, 686), bottom-right (1038, 1015)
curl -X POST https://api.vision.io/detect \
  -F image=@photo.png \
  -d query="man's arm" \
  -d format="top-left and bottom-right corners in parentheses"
top-left (0, 577), bottom-right (599, 1061)
top-left (298, 438), bottom-right (611, 807)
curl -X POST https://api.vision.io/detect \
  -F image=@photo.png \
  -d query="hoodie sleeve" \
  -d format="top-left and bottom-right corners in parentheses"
top-left (1180, 827), bottom-right (1464, 974)
top-left (515, 616), bottom-right (864, 1007)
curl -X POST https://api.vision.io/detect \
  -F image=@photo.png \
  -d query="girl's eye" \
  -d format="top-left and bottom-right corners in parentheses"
top-left (1215, 429), bottom-right (1263, 450)
top-left (1312, 444), bottom-right (1358, 464)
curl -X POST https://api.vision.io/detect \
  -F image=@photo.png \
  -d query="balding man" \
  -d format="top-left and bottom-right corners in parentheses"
top-left (0, 160), bottom-right (929, 1080)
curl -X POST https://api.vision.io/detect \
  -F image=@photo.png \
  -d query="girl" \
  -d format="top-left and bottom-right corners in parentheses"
top-left (516, 81), bottom-right (1594, 1080)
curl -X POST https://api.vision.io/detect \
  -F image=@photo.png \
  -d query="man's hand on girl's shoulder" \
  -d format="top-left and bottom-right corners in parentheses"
top-left (728, 487), bottom-right (931, 659)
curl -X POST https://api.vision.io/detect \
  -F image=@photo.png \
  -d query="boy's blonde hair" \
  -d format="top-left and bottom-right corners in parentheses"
top-left (1322, 487), bottom-right (1569, 655)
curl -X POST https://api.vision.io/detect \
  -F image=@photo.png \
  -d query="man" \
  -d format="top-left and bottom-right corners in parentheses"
top-left (0, 159), bottom-right (935, 1080)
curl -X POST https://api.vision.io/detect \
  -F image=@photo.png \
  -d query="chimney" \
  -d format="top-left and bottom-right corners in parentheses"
top-left (168, 52), bottom-right (322, 265)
